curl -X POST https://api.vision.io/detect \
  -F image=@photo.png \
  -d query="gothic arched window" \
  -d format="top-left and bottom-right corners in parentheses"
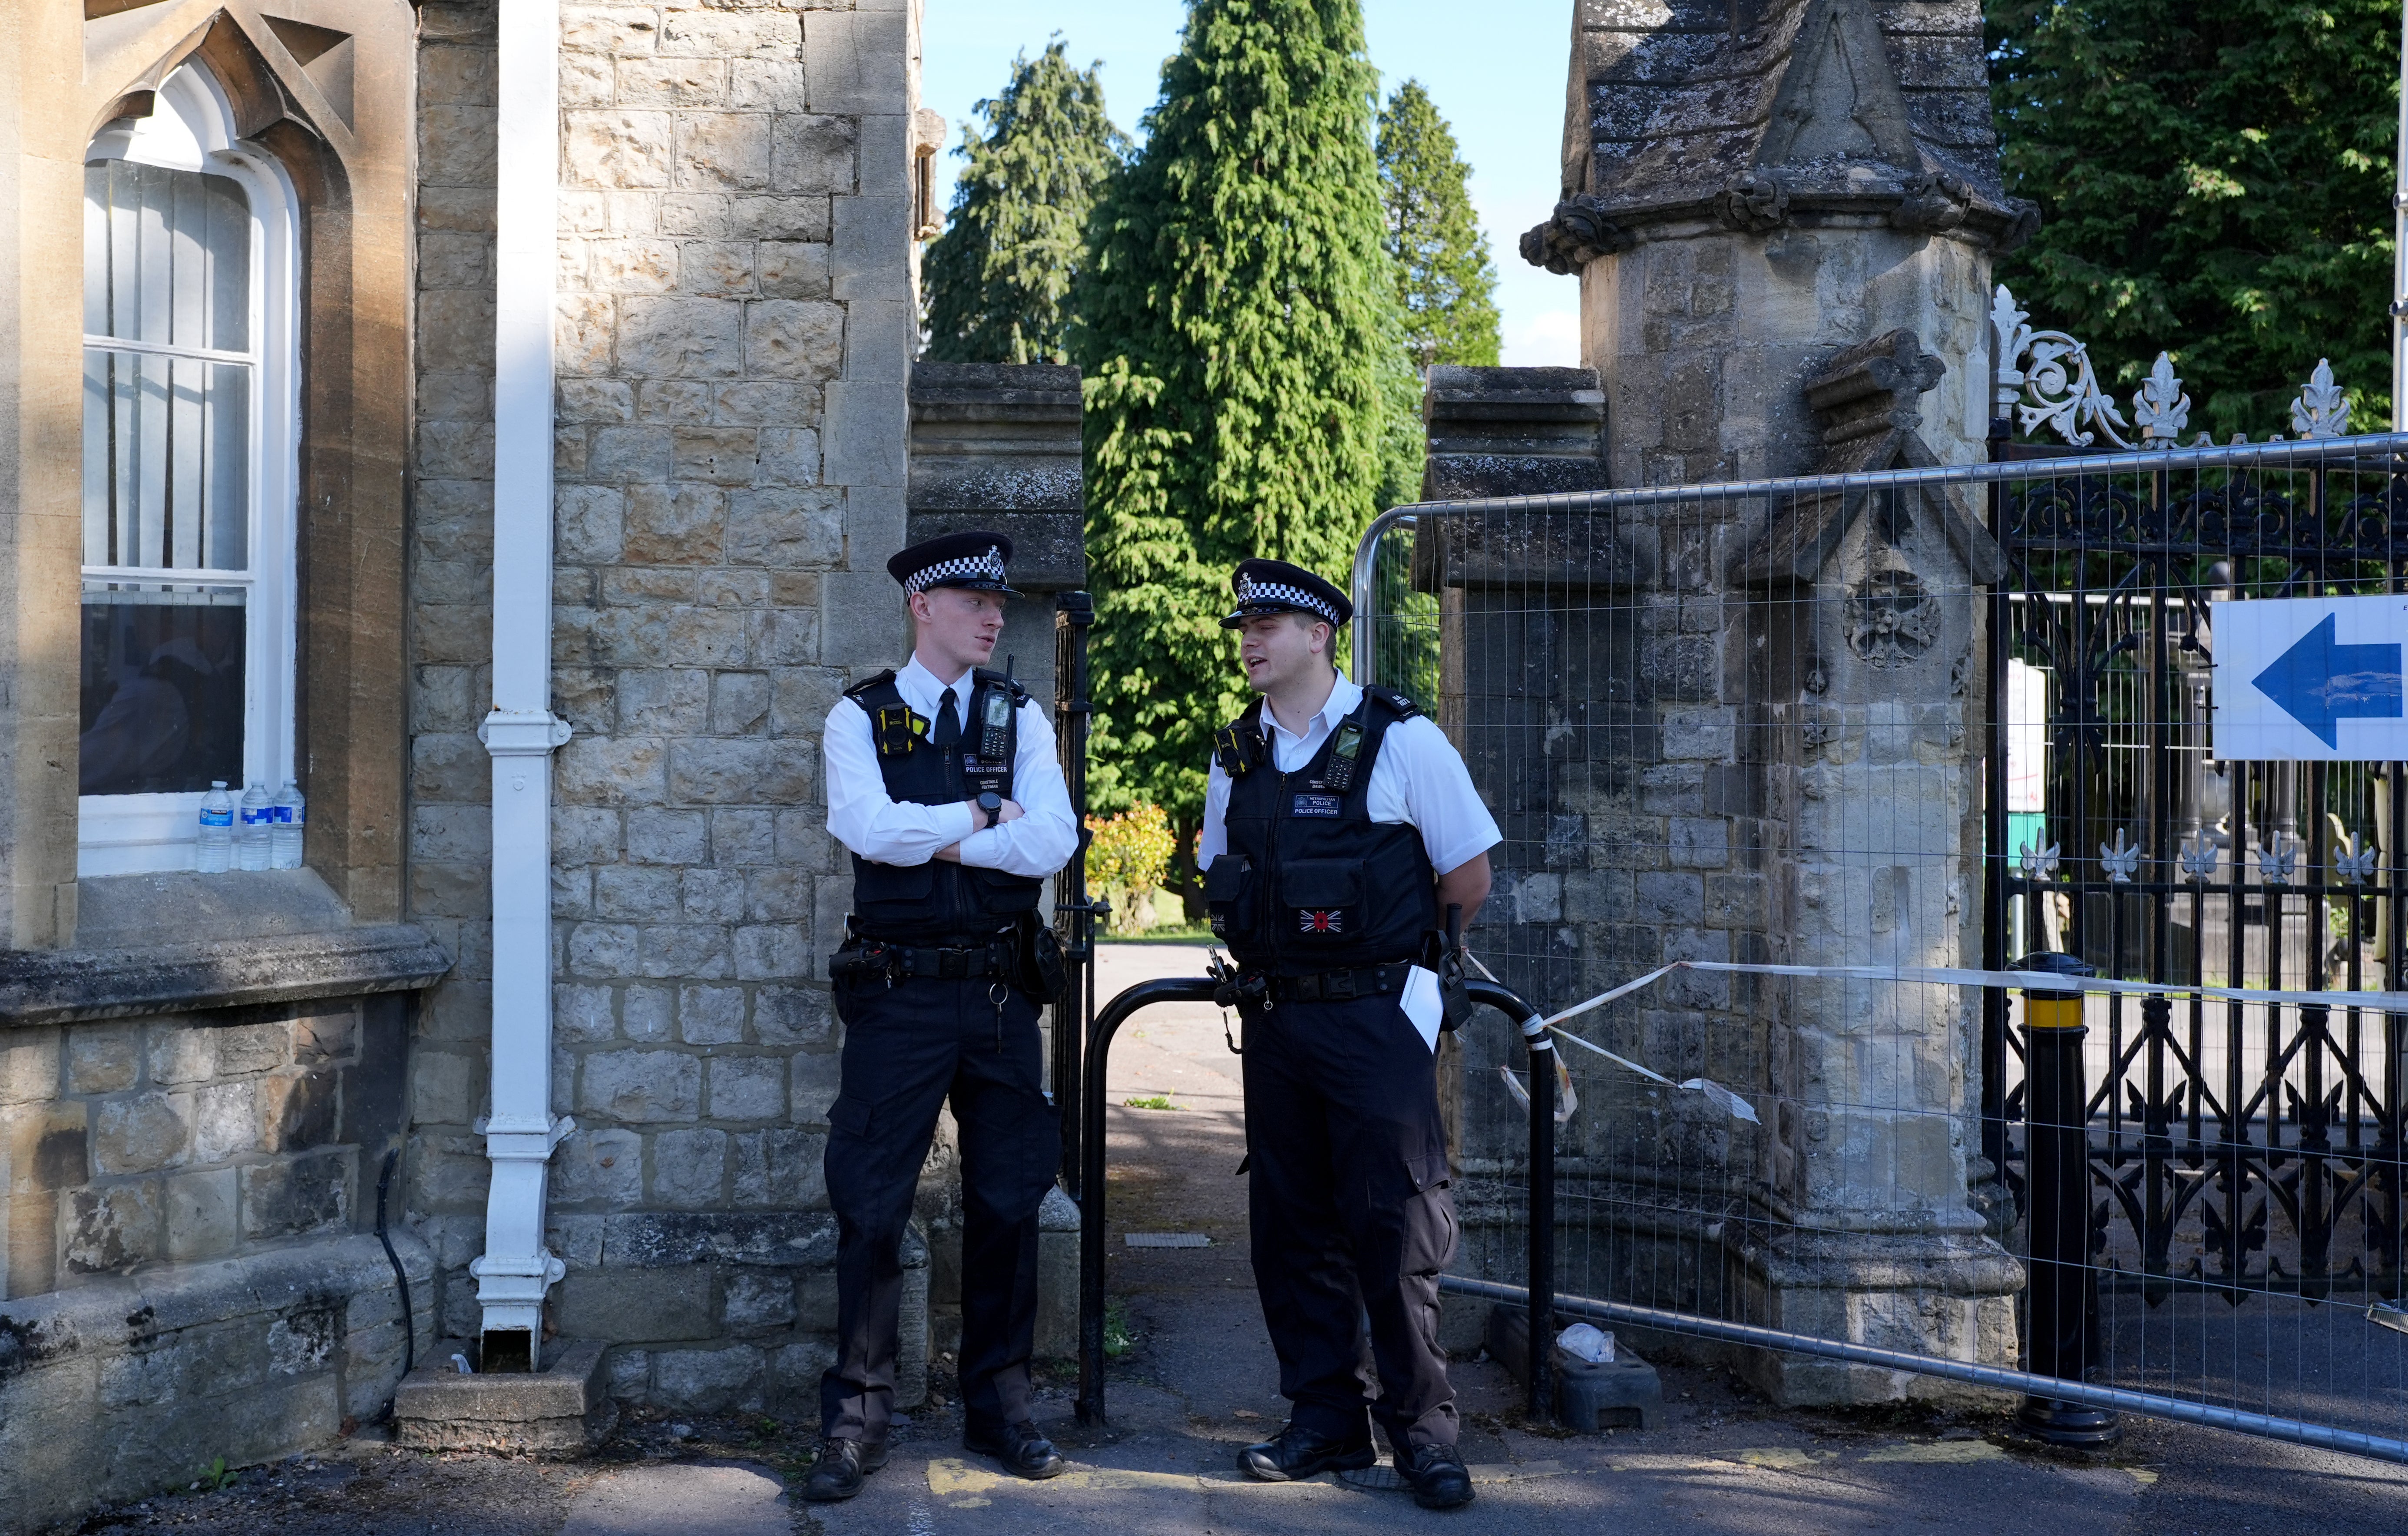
top-left (78, 63), bottom-right (300, 874)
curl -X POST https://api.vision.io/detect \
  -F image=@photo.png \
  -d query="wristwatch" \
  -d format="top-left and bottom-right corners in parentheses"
top-left (976, 790), bottom-right (1003, 831)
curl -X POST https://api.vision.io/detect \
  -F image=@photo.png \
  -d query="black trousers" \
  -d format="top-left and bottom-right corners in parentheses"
top-left (820, 974), bottom-right (1058, 1441)
top-left (1243, 990), bottom-right (1459, 1450)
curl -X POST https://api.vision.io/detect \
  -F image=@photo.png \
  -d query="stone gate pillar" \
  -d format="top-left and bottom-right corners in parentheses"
top-left (1498, 0), bottom-right (2035, 1403)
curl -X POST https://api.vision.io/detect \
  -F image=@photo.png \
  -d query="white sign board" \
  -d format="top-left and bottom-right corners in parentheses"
top-left (2006, 659), bottom-right (2047, 812)
top-left (2210, 595), bottom-right (2408, 761)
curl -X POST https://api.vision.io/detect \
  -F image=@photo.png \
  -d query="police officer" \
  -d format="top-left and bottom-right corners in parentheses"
top-left (804, 531), bottom-right (1078, 1502)
top-left (1201, 559), bottom-right (1500, 1512)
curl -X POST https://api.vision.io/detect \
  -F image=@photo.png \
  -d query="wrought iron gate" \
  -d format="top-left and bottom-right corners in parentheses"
top-left (1985, 297), bottom-right (2408, 1311)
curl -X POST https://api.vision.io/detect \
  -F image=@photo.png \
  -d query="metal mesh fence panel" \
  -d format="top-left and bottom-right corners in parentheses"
top-left (1356, 434), bottom-right (2408, 1451)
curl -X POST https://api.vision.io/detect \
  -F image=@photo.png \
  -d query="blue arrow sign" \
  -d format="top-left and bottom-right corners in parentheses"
top-left (2249, 612), bottom-right (2404, 748)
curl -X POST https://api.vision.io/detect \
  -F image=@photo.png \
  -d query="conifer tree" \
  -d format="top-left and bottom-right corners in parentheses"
top-left (923, 43), bottom-right (1128, 365)
top-left (1377, 79), bottom-right (1502, 370)
top-left (1077, 0), bottom-right (1401, 884)
top-left (1989, 0), bottom-right (2395, 432)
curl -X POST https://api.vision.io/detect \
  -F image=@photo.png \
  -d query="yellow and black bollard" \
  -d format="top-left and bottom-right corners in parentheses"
top-left (2011, 950), bottom-right (2120, 1446)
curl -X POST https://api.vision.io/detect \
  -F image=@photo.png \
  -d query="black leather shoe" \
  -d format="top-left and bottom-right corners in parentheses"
top-left (1237, 1423), bottom-right (1377, 1482)
top-left (964, 1420), bottom-right (1067, 1480)
top-left (1396, 1443), bottom-right (1475, 1510)
top-left (800, 1437), bottom-right (888, 1502)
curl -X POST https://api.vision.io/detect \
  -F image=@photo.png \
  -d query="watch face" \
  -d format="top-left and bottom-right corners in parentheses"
top-left (978, 791), bottom-right (1002, 812)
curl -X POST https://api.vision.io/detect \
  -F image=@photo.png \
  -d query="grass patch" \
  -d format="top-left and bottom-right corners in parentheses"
top-left (1101, 925), bottom-right (1218, 945)
top-left (1123, 1095), bottom-right (1178, 1110)
top-left (1103, 1298), bottom-right (1137, 1359)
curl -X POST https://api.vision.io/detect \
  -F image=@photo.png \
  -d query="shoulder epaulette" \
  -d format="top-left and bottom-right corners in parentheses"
top-left (1363, 685), bottom-right (1424, 721)
top-left (1214, 700), bottom-right (1267, 778)
top-left (843, 669), bottom-right (899, 702)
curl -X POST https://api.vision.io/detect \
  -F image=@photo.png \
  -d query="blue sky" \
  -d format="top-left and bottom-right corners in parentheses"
top-left (919, 0), bottom-right (1582, 367)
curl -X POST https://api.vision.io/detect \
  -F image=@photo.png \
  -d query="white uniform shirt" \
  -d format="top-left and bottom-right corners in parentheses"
top-left (1198, 674), bottom-right (1501, 877)
top-left (824, 656), bottom-right (1078, 879)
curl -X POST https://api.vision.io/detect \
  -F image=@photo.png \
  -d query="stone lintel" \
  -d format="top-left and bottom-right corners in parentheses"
top-left (394, 1339), bottom-right (616, 1456)
top-left (0, 923), bottom-right (452, 1028)
top-left (907, 362), bottom-right (1084, 590)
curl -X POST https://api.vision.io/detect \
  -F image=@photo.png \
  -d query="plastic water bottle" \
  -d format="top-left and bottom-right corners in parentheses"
top-left (237, 782), bottom-right (273, 871)
top-left (271, 781), bottom-right (305, 869)
top-left (196, 781), bottom-right (234, 873)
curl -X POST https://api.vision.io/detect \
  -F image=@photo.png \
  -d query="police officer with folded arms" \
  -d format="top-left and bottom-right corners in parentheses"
top-left (1201, 559), bottom-right (1501, 1511)
top-left (804, 532), bottom-right (1078, 1502)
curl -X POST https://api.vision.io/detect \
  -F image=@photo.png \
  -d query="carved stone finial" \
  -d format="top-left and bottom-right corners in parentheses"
top-left (1889, 172), bottom-right (1971, 235)
top-left (1715, 172), bottom-right (1790, 234)
top-left (1802, 330), bottom-right (1946, 446)
top-left (1519, 195), bottom-right (1632, 274)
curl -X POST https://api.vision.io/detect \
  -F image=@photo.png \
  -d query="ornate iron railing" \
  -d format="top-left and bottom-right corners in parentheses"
top-left (1988, 287), bottom-right (2408, 1302)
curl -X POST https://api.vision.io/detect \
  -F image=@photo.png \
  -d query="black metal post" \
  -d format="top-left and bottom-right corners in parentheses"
top-left (1983, 409), bottom-right (2013, 1193)
top-left (1076, 976), bottom-right (1219, 1427)
top-left (1053, 593), bottom-right (1097, 1196)
top-left (1466, 977), bottom-right (1554, 1425)
top-left (2012, 950), bottom-right (2120, 1447)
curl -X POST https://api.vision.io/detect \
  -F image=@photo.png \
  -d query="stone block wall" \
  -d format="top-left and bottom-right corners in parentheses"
top-left (405, 0), bottom-right (922, 1413)
top-left (3, 997), bottom-right (410, 1304)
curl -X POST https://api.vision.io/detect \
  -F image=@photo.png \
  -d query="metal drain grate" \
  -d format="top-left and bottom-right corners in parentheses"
top-left (1122, 1232), bottom-right (1213, 1248)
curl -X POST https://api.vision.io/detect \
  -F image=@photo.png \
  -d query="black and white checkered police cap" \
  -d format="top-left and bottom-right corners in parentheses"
top-left (887, 530), bottom-right (1020, 598)
top-left (1220, 558), bottom-right (1352, 629)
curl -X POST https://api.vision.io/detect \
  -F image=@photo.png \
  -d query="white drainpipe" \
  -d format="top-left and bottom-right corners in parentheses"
top-left (470, 0), bottom-right (572, 1361)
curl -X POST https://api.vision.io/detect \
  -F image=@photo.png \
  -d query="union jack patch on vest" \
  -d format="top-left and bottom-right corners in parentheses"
top-left (1297, 909), bottom-right (1344, 935)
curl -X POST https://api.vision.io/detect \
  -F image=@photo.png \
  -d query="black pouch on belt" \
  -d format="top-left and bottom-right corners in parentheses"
top-left (1016, 912), bottom-right (1069, 1004)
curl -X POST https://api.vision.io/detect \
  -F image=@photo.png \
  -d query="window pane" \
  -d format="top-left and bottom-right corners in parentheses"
top-left (77, 583), bottom-right (245, 796)
top-left (79, 351), bottom-right (249, 571)
top-left (85, 160), bottom-right (250, 353)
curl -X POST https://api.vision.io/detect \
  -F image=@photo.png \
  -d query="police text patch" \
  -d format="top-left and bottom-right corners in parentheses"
top-left (1291, 793), bottom-right (1343, 817)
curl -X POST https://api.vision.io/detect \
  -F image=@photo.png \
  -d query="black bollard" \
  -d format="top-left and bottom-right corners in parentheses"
top-left (2011, 951), bottom-right (2120, 1447)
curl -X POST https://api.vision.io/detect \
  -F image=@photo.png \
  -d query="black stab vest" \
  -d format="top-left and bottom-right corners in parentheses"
top-left (843, 668), bottom-right (1045, 944)
top-left (1205, 687), bottom-right (1438, 975)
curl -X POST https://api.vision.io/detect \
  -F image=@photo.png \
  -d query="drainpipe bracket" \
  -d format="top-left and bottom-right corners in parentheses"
top-left (470, 1251), bottom-right (567, 1288)
top-left (479, 710), bottom-right (573, 756)
top-left (475, 1113), bottom-right (575, 1161)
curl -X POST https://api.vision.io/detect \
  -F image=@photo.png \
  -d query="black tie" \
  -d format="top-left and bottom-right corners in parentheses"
top-left (933, 686), bottom-right (961, 750)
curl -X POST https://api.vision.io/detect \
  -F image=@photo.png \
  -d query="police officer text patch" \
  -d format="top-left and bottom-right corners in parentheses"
top-left (1291, 793), bottom-right (1343, 817)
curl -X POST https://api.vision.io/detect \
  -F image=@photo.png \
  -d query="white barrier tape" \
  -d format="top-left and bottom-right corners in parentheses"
top-left (1470, 952), bottom-right (2403, 1131)
top-left (1519, 958), bottom-right (2403, 1031)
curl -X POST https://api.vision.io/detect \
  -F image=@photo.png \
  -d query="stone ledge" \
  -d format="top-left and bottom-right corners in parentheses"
top-left (0, 923), bottom-right (452, 1028)
top-left (394, 1339), bottom-right (616, 1455)
top-left (0, 1231), bottom-right (436, 1534)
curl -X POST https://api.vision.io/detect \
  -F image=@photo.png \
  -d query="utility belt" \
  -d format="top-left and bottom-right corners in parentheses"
top-left (830, 911), bottom-right (1067, 1003)
top-left (1216, 926), bottom-right (1475, 1030)
top-left (1212, 960), bottom-right (1414, 1010)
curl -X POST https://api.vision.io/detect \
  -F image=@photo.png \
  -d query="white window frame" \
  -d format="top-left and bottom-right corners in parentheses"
top-left (77, 64), bottom-right (300, 876)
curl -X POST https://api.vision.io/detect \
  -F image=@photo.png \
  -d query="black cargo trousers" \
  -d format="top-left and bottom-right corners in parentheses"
top-left (820, 973), bottom-right (1058, 1443)
top-left (1242, 989), bottom-right (1460, 1451)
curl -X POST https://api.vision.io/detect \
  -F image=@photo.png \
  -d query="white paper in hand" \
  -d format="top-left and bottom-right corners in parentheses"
top-left (1401, 965), bottom-right (1443, 1054)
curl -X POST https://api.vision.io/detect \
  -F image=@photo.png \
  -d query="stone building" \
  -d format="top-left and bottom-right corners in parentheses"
top-left (0, 5), bottom-right (1080, 1526)
top-left (1429, 0), bottom-right (2030, 1403)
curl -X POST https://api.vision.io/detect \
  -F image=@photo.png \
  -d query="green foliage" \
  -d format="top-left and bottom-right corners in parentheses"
top-left (923, 42), bottom-right (1130, 365)
top-left (1377, 79), bottom-right (1502, 370)
top-left (1077, 0), bottom-right (1400, 844)
top-left (1123, 1095), bottom-right (1179, 1110)
top-left (1087, 802), bottom-right (1177, 932)
top-left (1989, 0), bottom-right (2397, 434)
top-left (196, 1457), bottom-right (238, 1493)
